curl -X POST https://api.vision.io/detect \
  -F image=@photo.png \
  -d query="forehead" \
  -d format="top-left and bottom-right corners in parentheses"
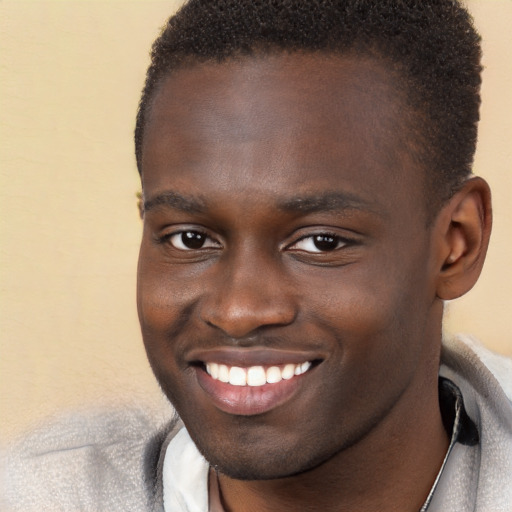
top-left (141, 52), bottom-right (424, 216)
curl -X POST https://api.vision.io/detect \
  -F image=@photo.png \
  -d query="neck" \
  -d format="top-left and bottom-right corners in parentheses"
top-left (217, 370), bottom-right (449, 512)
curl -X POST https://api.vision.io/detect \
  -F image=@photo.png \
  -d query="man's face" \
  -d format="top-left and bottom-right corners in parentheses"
top-left (138, 53), bottom-right (442, 480)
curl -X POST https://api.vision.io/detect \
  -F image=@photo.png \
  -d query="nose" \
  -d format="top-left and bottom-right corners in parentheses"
top-left (200, 253), bottom-right (297, 339)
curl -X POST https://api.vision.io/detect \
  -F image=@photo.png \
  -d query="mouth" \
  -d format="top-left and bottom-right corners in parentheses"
top-left (189, 349), bottom-right (322, 416)
top-left (204, 361), bottom-right (312, 386)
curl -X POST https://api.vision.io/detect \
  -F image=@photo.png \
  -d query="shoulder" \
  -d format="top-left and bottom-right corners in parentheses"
top-left (1, 401), bottom-right (179, 512)
top-left (441, 334), bottom-right (512, 404)
top-left (439, 335), bottom-right (512, 510)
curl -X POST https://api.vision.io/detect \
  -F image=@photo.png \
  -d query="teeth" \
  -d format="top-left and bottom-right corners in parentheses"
top-left (282, 364), bottom-right (296, 380)
top-left (229, 366), bottom-right (247, 386)
top-left (218, 364), bottom-right (229, 383)
top-left (207, 362), bottom-right (219, 380)
top-left (299, 361), bottom-right (312, 374)
top-left (266, 366), bottom-right (282, 384)
top-left (205, 361), bottom-right (313, 386)
top-left (247, 366), bottom-right (266, 387)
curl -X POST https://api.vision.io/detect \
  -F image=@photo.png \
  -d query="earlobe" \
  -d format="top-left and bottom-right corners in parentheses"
top-left (435, 177), bottom-right (492, 300)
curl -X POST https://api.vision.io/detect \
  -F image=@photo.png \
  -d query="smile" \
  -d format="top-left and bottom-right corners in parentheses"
top-left (205, 361), bottom-right (313, 386)
top-left (190, 350), bottom-right (321, 415)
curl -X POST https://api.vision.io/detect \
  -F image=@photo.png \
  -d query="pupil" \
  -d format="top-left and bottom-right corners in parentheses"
top-left (314, 234), bottom-right (337, 251)
top-left (182, 232), bottom-right (205, 249)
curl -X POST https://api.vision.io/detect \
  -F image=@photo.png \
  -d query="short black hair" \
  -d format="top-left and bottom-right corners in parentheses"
top-left (135, 0), bottom-right (481, 210)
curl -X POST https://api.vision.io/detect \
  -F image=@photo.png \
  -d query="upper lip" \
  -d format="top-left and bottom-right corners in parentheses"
top-left (186, 347), bottom-right (325, 367)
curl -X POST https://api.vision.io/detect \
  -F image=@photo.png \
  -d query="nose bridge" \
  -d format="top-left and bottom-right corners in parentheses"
top-left (200, 244), bottom-right (296, 338)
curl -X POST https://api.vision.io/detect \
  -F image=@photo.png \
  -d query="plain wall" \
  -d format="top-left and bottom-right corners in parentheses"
top-left (1, 0), bottom-right (511, 442)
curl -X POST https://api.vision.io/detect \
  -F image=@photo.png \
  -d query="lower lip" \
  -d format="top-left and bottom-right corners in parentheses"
top-left (195, 368), bottom-right (305, 416)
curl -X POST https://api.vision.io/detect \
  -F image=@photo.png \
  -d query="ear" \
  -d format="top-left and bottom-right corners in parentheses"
top-left (136, 190), bottom-right (144, 219)
top-left (434, 177), bottom-right (492, 300)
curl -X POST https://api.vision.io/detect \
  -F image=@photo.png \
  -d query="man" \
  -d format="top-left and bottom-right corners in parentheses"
top-left (4, 1), bottom-right (512, 511)
top-left (134, 0), bottom-right (512, 510)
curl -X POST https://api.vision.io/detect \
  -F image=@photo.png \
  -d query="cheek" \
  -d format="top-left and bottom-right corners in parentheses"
top-left (137, 244), bottom-right (199, 331)
top-left (302, 265), bottom-right (402, 330)
top-left (297, 265), bottom-right (432, 436)
top-left (137, 254), bottom-right (194, 406)
top-left (137, 249), bottom-right (190, 377)
top-left (302, 249), bottom-right (433, 362)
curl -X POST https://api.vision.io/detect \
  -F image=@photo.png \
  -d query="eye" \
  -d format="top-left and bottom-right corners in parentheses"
top-left (289, 233), bottom-right (346, 253)
top-left (167, 230), bottom-right (220, 251)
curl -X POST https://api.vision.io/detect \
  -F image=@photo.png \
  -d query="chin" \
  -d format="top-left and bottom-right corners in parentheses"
top-left (209, 457), bottom-right (310, 481)
top-left (191, 430), bottom-right (340, 481)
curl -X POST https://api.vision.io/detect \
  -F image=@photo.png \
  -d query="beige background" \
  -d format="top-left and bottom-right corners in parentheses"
top-left (1, 0), bottom-right (511, 442)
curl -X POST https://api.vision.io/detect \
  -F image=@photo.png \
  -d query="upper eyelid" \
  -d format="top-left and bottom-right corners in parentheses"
top-left (159, 224), bottom-right (214, 237)
top-left (284, 231), bottom-right (353, 248)
top-left (158, 227), bottom-right (221, 244)
top-left (173, 231), bottom-right (220, 248)
top-left (293, 231), bottom-right (338, 241)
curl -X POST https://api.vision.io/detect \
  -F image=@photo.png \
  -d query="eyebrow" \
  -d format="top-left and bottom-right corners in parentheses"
top-left (143, 191), bottom-right (207, 214)
top-left (143, 190), bottom-right (379, 217)
top-left (278, 192), bottom-right (379, 215)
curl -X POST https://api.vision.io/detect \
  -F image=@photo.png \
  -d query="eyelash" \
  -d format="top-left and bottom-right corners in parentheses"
top-left (158, 230), bottom-right (220, 251)
top-left (158, 229), bottom-right (353, 254)
top-left (287, 232), bottom-right (350, 253)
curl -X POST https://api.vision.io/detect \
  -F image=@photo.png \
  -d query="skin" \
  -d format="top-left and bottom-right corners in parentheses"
top-left (137, 53), bottom-right (491, 511)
